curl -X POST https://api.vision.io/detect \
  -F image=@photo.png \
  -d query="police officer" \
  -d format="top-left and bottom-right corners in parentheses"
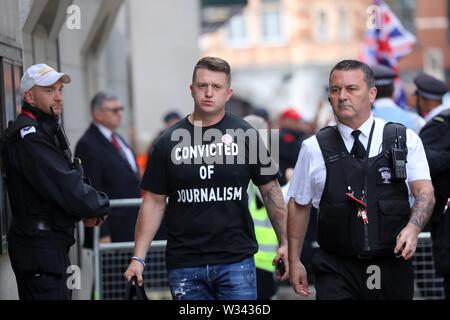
top-left (415, 73), bottom-right (450, 122)
top-left (416, 73), bottom-right (450, 299)
top-left (287, 60), bottom-right (435, 300)
top-left (371, 64), bottom-right (425, 134)
top-left (1, 64), bottom-right (110, 300)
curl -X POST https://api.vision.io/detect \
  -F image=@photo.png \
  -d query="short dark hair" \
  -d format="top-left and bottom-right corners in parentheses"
top-left (329, 59), bottom-right (375, 89)
top-left (90, 91), bottom-right (119, 112)
top-left (192, 57), bottom-right (231, 86)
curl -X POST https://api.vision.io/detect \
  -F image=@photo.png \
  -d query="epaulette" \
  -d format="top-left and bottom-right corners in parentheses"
top-left (432, 116), bottom-right (445, 123)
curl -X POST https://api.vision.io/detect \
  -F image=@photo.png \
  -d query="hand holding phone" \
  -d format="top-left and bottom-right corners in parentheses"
top-left (276, 258), bottom-right (286, 276)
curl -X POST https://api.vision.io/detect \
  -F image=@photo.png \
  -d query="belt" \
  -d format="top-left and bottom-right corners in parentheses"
top-left (357, 254), bottom-right (374, 260)
top-left (11, 217), bottom-right (73, 233)
top-left (11, 217), bottom-right (52, 231)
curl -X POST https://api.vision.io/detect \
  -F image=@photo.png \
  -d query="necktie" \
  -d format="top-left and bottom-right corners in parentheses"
top-left (111, 133), bottom-right (126, 159)
top-left (350, 130), bottom-right (366, 160)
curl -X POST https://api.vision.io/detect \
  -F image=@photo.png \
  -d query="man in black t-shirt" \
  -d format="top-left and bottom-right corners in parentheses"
top-left (124, 57), bottom-right (289, 300)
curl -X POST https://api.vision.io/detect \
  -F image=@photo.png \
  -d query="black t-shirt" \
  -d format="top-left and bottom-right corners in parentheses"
top-left (141, 112), bottom-right (278, 268)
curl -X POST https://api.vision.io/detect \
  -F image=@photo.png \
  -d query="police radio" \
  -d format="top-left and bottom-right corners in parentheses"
top-left (50, 107), bottom-right (90, 184)
top-left (391, 127), bottom-right (407, 181)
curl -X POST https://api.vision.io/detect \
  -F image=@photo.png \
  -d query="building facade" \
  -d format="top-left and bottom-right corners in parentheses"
top-left (0, 0), bottom-right (200, 299)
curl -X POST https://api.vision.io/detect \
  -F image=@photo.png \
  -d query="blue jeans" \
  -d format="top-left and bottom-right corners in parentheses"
top-left (167, 256), bottom-right (256, 300)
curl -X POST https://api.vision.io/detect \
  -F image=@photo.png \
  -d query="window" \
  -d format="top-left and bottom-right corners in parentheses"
top-left (226, 12), bottom-right (248, 46)
top-left (0, 57), bottom-right (22, 254)
top-left (316, 10), bottom-right (329, 42)
top-left (261, 8), bottom-right (284, 44)
top-left (339, 9), bottom-right (350, 41)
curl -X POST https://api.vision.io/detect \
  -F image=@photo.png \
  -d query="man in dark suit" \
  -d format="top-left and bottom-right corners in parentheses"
top-left (75, 92), bottom-right (141, 247)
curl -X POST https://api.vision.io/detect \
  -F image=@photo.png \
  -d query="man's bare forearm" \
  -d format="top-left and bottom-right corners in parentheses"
top-left (409, 190), bottom-right (435, 231)
top-left (259, 180), bottom-right (288, 245)
top-left (134, 192), bottom-right (166, 258)
top-left (288, 200), bottom-right (310, 262)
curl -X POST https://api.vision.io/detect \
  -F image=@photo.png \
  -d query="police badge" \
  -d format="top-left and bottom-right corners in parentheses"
top-left (378, 167), bottom-right (392, 184)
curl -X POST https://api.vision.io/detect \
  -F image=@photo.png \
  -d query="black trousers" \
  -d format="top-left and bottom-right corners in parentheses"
top-left (311, 249), bottom-right (414, 300)
top-left (15, 271), bottom-right (71, 300)
top-left (8, 241), bottom-right (71, 300)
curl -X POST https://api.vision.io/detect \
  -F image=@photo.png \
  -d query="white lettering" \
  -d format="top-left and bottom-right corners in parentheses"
top-left (186, 189), bottom-right (193, 203)
top-left (179, 304), bottom-right (214, 317)
top-left (193, 189), bottom-right (200, 202)
top-left (182, 148), bottom-right (189, 159)
top-left (216, 187), bottom-right (223, 201)
top-left (234, 187), bottom-right (242, 200)
top-left (209, 190), bottom-right (216, 202)
top-left (207, 165), bottom-right (214, 179)
top-left (201, 188), bottom-right (208, 202)
top-left (175, 148), bottom-right (181, 161)
top-left (210, 144), bottom-right (216, 156)
top-left (226, 187), bottom-right (233, 200)
top-left (174, 187), bottom-right (243, 203)
top-left (199, 166), bottom-right (207, 180)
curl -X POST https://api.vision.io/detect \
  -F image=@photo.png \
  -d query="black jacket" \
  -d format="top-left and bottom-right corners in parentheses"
top-left (419, 108), bottom-right (450, 216)
top-left (1, 103), bottom-right (110, 250)
top-left (75, 123), bottom-right (141, 246)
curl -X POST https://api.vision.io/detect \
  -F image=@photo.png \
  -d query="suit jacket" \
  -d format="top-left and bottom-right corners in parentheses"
top-left (75, 123), bottom-right (141, 247)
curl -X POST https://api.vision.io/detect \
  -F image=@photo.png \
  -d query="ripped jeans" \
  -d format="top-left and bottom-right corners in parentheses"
top-left (167, 256), bottom-right (256, 300)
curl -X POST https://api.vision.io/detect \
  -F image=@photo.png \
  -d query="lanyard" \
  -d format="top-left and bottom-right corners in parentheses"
top-left (342, 121), bottom-right (375, 224)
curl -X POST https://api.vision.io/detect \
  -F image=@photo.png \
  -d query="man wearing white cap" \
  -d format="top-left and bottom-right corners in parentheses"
top-left (0, 64), bottom-right (110, 300)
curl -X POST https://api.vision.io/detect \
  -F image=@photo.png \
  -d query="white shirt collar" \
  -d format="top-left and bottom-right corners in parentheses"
top-left (373, 98), bottom-right (397, 109)
top-left (425, 104), bottom-right (450, 122)
top-left (94, 122), bottom-right (114, 141)
top-left (337, 114), bottom-right (374, 143)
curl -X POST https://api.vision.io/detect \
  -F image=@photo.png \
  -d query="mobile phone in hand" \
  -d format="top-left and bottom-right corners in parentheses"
top-left (276, 258), bottom-right (285, 276)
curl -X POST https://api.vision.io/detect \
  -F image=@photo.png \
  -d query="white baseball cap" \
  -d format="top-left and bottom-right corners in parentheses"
top-left (19, 63), bottom-right (71, 95)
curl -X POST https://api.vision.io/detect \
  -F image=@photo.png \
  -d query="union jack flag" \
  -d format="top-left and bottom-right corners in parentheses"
top-left (361, 0), bottom-right (416, 108)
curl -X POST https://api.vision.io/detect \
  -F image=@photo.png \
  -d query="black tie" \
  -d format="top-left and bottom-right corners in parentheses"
top-left (350, 130), bottom-right (366, 160)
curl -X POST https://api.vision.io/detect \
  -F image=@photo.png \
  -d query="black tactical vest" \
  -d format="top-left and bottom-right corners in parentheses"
top-left (316, 122), bottom-right (410, 256)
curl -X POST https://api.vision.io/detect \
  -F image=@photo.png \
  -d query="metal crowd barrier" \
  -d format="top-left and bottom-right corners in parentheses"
top-left (93, 198), bottom-right (445, 300)
top-left (413, 233), bottom-right (444, 299)
top-left (93, 198), bottom-right (170, 300)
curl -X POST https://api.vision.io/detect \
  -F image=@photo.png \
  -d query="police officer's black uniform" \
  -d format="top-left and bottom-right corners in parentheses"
top-left (416, 73), bottom-right (450, 299)
top-left (313, 122), bottom-right (414, 300)
top-left (1, 102), bottom-right (110, 300)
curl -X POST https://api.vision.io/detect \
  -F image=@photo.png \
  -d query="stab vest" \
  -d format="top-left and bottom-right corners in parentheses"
top-left (316, 122), bottom-right (410, 256)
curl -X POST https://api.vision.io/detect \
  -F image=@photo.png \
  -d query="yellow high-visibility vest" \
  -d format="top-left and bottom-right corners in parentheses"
top-left (249, 187), bottom-right (278, 273)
